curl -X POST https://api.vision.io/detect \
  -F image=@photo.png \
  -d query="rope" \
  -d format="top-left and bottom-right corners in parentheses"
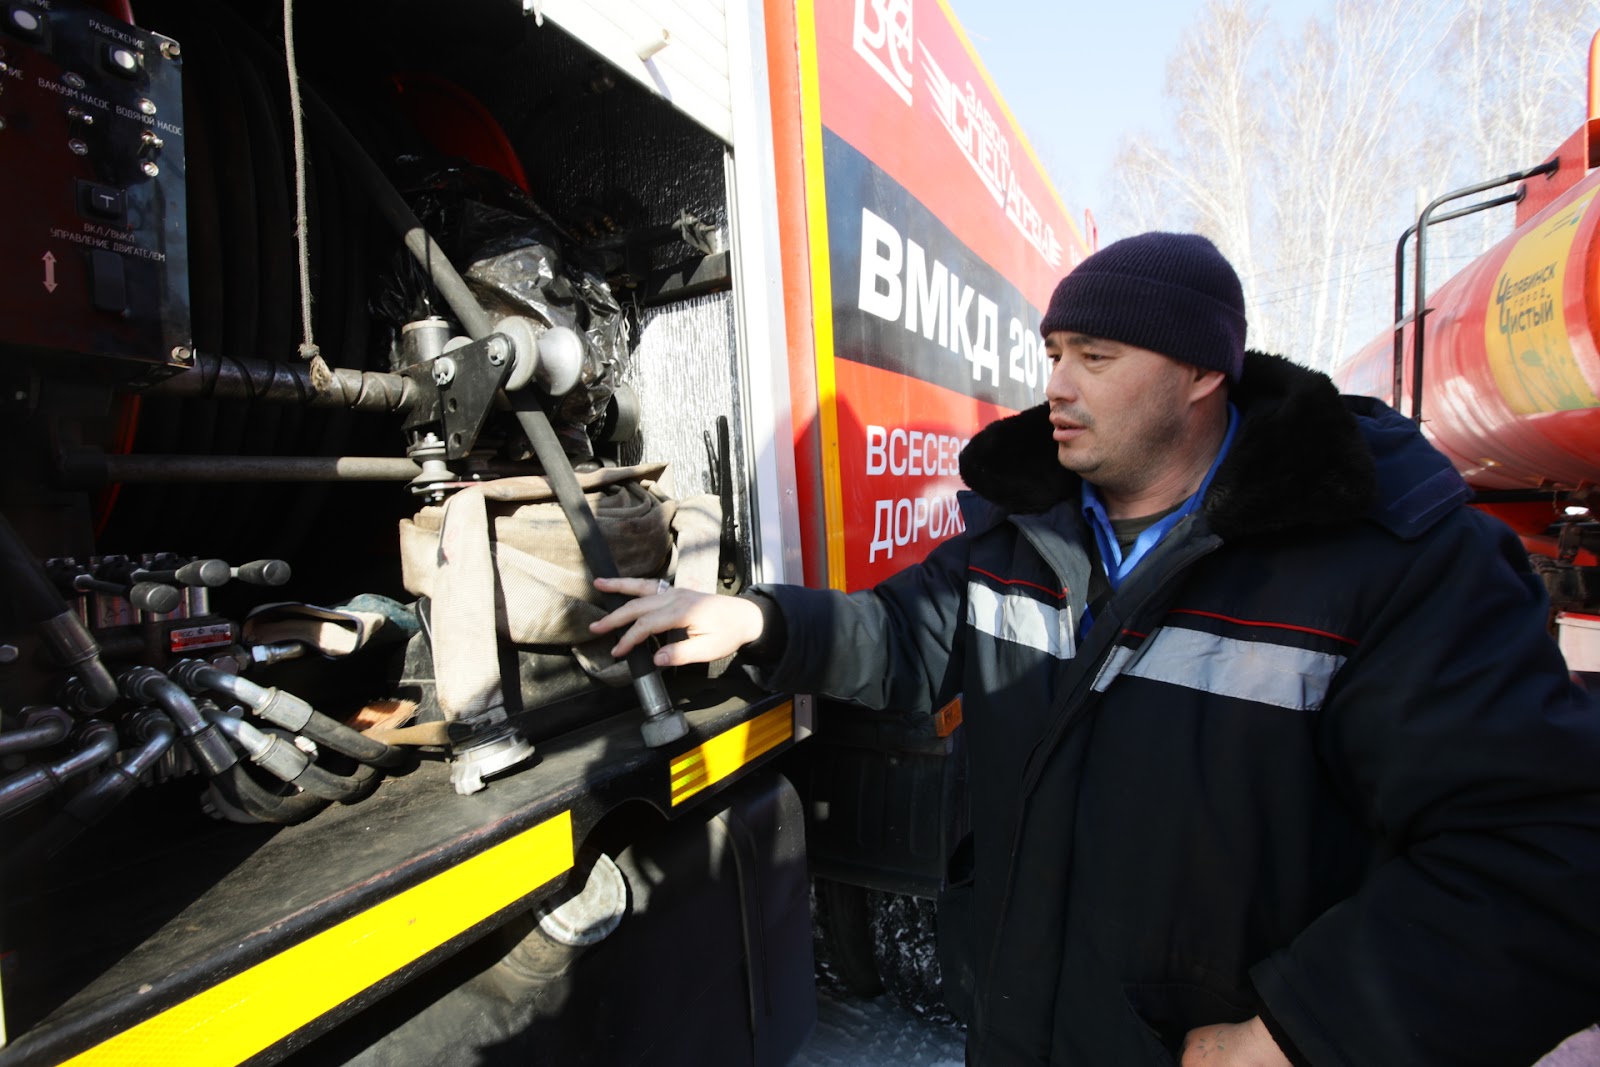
top-left (283, 0), bottom-right (331, 391)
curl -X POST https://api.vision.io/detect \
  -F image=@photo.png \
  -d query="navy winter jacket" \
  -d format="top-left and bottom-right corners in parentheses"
top-left (754, 352), bottom-right (1600, 1065)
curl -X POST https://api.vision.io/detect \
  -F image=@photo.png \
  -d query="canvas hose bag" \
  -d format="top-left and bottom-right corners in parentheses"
top-left (399, 463), bottom-right (722, 723)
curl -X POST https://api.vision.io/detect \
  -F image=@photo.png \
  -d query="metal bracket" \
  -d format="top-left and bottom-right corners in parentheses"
top-left (400, 333), bottom-right (515, 460)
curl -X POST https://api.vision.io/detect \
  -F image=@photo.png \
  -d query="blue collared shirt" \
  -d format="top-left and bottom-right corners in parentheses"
top-left (1079, 403), bottom-right (1239, 623)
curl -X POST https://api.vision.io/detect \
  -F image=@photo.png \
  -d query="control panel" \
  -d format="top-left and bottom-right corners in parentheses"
top-left (0, 0), bottom-right (189, 370)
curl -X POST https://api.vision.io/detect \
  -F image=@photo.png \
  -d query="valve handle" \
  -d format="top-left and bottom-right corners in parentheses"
top-left (233, 559), bottom-right (292, 586)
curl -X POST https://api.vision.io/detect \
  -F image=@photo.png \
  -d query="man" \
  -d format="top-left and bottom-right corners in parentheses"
top-left (593, 233), bottom-right (1600, 1065)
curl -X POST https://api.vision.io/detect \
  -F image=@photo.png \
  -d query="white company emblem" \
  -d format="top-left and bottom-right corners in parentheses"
top-left (853, 0), bottom-right (914, 105)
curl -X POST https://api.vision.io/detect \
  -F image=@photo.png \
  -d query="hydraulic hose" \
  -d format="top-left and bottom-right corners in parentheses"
top-left (18, 711), bottom-right (179, 859)
top-left (210, 764), bottom-right (326, 825)
top-left (303, 89), bottom-right (686, 748)
top-left (203, 708), bottom-right (378, 803)
top-left (0, 720), bottom-right (118, 820)
top-left (119, 667), bottom-right (237, 776)
top-left (0, 707), bottom-right (72, 756)
top-left (0, 511), bottom-right (119, 711)
top-left (173, 661), bottom-right (407, 769)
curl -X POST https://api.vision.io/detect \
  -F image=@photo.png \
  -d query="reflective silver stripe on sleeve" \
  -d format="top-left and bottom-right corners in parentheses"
top-left (966, 581), bottom-right (1075, 660)
top-left (1120, 627), bottom-right (1346, 710)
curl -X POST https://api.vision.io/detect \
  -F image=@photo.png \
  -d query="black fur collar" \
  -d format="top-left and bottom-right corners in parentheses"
top-left (958, 351), bottom-right (1375, 541)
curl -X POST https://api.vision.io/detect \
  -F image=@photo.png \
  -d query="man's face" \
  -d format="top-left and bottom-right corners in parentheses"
top-left (1042, 332), bottom-right (1203, 497)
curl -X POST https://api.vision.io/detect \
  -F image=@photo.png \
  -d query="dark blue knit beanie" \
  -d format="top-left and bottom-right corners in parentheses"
top-left (1039, 232), bottom-right (1247, 382)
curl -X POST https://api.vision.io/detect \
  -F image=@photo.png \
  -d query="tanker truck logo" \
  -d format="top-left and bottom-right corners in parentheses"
top-left (1486, 188), bottom-right (1598, 415)
top-left (920, 47), bottom-right (1064, 270)
top-left (853, 0), bottom-right (914, 105)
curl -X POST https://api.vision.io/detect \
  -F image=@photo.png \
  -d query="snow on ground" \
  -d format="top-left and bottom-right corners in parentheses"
top-left (791, 989), bottom-right (966, 1067)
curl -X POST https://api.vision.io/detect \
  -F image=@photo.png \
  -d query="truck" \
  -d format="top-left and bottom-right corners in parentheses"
top-left (0, 0), bottom-right (1089, 1063)
top-left (1333, 30), bottom-right (1600, 674)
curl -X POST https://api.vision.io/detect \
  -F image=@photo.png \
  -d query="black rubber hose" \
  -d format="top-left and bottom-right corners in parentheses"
top-left (293, 757), bottom-right (379, 803)
top-left (294, 711), bottom-right (410, 771)
top-left (204, 710), bottom-right (378, 803)
top-left (175, 662), bottom-right (408, 769)
top-left (209, 762), bottom-right (327, 825)
top-left (0, 512), bottom-right (120, 711)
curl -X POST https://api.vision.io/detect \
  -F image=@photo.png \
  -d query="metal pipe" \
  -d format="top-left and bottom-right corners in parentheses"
top-left (0, 720), bottom-right (118, 819)
top-left (176, 662), bottom-right (407, 769)
top-left (204, 710), bottom-right (312, 781)
top-left (141, 351), bottom-right (418, 413)
top-left (1389, 190), bottom-right (1524, 411)
top-left (64, 452), bottom-right (537, 486)
top-left (250, 641), bottom-right (309, 667)
top-left (65, 452), bottom-right (426, 485)
top-left (1408, 161), bottom-right (1559, 421)
top-left (0, 707), bottom-right (73, 756)
top-left (114, 710), bottom-right (177, 780)
top-left (119, 667), bottom-right (237, 775)
top-left (20, 711), bottom-right (179, 858)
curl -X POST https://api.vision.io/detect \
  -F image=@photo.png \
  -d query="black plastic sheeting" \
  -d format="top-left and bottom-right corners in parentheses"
top-left (375, 161), bottom-right (625, 434)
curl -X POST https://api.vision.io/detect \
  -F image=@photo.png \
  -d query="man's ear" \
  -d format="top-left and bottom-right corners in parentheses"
top-left (1189, 367), bottom-right (1227, 403)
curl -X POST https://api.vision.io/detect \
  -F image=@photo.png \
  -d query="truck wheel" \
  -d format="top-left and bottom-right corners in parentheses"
top-left (865, 889), bottom-right (957, 1024)
top-left (812, 877), bottom-right (885, 998)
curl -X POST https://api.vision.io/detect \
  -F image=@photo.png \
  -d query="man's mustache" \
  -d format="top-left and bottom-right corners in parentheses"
top-left (1050, 406), bottom-right (1094, 429)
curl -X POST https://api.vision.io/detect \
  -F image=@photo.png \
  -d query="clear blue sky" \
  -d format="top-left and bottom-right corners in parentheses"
top-left (945, 0), bottom-right (1323, 237)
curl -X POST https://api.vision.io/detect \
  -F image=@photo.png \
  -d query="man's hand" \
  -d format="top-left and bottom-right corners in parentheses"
top-left (590, 576), bottom-right (765, 666)
top-left (1180, 1017), bottom-right (1291, 1067)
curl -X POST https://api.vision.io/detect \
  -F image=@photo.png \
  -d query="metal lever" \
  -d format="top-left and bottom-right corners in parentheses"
top-left (72, 574), bottom-right (182, 615)
top-left (508, 391), bottom-right (689, 748)
top-left (134, 557), bottom-right (231, 587)
top-left (233, 559), bottom-right (292, 586)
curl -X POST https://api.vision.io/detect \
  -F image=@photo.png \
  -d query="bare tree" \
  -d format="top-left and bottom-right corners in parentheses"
top-left (1111, 1), bottom-right (1270, 307)
top-left (1431, 0), bottom-right (1600, 259)
top-left (1260, 0), bottom-right (1450, 368)
top-left (1102, 0), bottom-right (1600, 372)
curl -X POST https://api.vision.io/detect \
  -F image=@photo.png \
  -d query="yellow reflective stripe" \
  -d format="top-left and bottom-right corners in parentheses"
top-left (794, 0), bottom-right (847, 589)
top-left (62, 809), bottom-right (575, 1067)
top-left (669, 703), bottom-right (793, 806)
